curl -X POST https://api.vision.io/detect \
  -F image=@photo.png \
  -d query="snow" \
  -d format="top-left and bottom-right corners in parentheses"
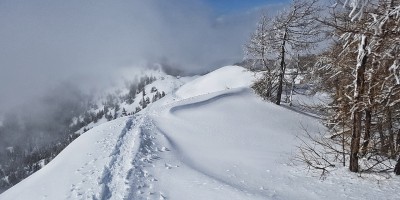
top-left (389, 59), bottom-right (400, 85)
top-left (150, 88), bottom-right (320, 199)
top-left (345, 0), bottom-right (368, 21)
top-left (0, 116), bottom-right (140, 199)
top-left (1, 66), bottom-right (399, 200)
top-left (175, 65), bottom-right (254, 99)
top-left (73, 67), bottom-right (193, 135)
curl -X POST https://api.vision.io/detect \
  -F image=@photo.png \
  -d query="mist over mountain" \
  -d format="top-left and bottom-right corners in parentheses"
top-left (0, 0), bottom-right (286, 113)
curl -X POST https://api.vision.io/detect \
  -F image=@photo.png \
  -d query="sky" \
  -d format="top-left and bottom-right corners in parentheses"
top-left (205, 0), bottom-right (289, 14)
top-left (0, 0), bottom-right (288, 113)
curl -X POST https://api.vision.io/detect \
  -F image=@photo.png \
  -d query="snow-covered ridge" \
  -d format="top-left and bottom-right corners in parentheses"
top-left (175, 65), bottom-right (255, 99)
top-left (1, 66), bottom-right (399, 200)
top-left (71, 66), bottom-right (194, 135)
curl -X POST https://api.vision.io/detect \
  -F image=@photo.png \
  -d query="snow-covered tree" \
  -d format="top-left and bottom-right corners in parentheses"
top-left (121, 108), bottom-right (127, 116)
top-left (246, 0), bottom-right (322, 105)
top-left (315, 0), bottom-right (400, 173)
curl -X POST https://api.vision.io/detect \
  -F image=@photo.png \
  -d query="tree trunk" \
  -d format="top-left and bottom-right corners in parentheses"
top-left (361, 109), bottom-right (372, 156)
top-left (361, 60), bottom-right (375, 157)
top-left (289, 78), bottom-right (295, 106)
top-left (386, 109), bottom-right (395, 158)
top-left (349, 35), bottom-right (368, 172)
top-left (394, 156), bottom-right (400, 175)
top-left (342, 117), bottom-right (346, 167)
top-left (396, 129), bottom-right (400, 153)
top-left (378, 121), bottom-right (388, 155)
top-left (350, 111), bottom-right (363, 172)
top-left (276, 31), bottom-right (287, 105)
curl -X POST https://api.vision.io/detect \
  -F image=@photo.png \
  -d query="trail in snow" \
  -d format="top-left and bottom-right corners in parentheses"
top-left (126, 116), bottom-right (164, 200)
top-left (280, 104), bottom-right (323, 120)
top-left (0, 116), bottom-right (145, 200)
top-left (69, 116), bottom-right (141, 200)
top-left (97, 117), bottom-right (135, 200)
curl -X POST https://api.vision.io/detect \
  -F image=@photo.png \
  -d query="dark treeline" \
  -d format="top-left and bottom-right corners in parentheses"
top-left (0, 83), bottom-right (88, 192)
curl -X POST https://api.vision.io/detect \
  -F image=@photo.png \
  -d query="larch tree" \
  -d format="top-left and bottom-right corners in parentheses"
top-left (315, 0), bottom-right (400, 173)
top-left (245, 14), bottom-right (279, 100)
top-left (246, 0), bottom-right (322, 105)
top-left (342, 0), bottom-right (399, 172)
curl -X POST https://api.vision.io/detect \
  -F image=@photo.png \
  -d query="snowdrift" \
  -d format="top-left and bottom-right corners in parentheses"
top-left (175, 65), bottom-right (254, 99)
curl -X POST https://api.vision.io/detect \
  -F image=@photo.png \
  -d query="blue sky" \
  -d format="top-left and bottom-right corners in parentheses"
top-left (205, 0), bottom-right (289, 14)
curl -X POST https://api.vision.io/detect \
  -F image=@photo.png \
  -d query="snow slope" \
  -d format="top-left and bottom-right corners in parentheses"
top-left (0, 116), bottom-right (140, 199)
top-left (175, 66), bottom-right (254, 99)
top-left (1, 66), bottom-right (399, 200)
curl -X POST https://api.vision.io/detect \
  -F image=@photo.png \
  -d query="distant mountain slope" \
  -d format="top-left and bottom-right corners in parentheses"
top-left (1, 66), bottom-right (399, 200)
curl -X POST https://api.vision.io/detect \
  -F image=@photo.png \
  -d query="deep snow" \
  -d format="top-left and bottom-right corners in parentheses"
top-left (1, 66), bottom-right (399, 200)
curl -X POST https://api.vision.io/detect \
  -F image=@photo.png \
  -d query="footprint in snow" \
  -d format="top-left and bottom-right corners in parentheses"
top-left (159, 147), bottom-right (170, 152)
top-left (160, 193), bottom-right (167, 200)
top-left (164, 163), bottom-right (179, 169)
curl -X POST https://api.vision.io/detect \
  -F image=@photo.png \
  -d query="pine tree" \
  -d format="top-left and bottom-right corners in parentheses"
top-left (113, 110), bottom-right (118, 120)
top-left (122, 108), bottom-right (127, 116)
top-left (141, 90), bottom-right (147, 109)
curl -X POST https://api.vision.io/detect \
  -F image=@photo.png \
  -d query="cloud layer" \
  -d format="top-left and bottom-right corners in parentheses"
top-left (0, 0), bottom-right (283, 111)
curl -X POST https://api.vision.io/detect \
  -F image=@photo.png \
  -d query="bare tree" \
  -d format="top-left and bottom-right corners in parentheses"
top-left (246, 0), bottom-right (322, 105)
top-left (309, 0), bottom-right (400, 173)
top-left (245, 14), bottom-right (279, 100)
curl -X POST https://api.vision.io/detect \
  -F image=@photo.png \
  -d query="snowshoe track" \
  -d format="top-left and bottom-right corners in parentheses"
top-left (126, 116), bottom-right (169, 200)
top-left (96, 117), bottom-right (139, 200)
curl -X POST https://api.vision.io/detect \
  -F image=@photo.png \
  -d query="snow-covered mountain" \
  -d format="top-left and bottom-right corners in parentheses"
top-left (71, 67), bottom-right (195, 135)
top-left (1, 66), bottom-right (399, 200)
